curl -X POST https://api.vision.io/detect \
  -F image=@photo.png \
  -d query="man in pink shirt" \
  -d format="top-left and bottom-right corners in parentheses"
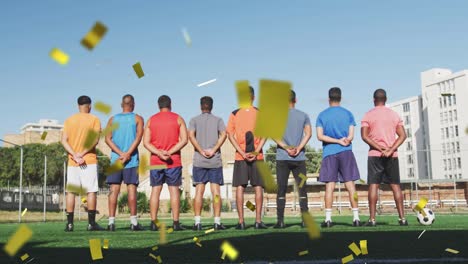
top-left (361, 89), bottom-right (408, 226)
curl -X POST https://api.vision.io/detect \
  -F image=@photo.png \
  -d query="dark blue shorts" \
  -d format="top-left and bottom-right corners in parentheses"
top-left (192, 167), bottom-right (224, 186)
top-left (106, 167), bottom-right (139, 186)
top-left (319, 150), bottom-right (360, 183)
top-left (150, 166), bottom-right (182, 186)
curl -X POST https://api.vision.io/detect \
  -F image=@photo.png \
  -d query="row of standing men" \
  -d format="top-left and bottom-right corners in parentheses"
top-left (61, 86), bottom-right (408, 232)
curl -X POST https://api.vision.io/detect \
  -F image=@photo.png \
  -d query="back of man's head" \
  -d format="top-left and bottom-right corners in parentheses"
top-left (249, 86), bottom-right (255, 100)
top-left (373, 89), bottom-right (387, 104)
top-left (122, 94), bottom-right (135, 106)
top-left (77, 95), bottom-right (91, 106)
top-left (158, 95), bottom-right (171, 109)
top-left (328, 87), bottom-right (341, 102)
top-left (290, 90), bottom-right (296, 103)
top-left (200, 96), bottom-right (213, 111)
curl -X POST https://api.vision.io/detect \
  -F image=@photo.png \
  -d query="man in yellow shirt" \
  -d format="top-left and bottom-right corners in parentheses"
top-left (61, 95), bottom-right (104, 231)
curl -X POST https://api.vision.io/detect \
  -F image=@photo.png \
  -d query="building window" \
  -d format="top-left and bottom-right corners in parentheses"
top-left (408, 168), bottom-right (414, 178)
top-left (444, 97), bottom-right (447, 108)
top-left (457, 142), bottom-right (460, 153)
top-left (439, 98), bottom-right (443, 108)
top-left (444, 112), bottom-right (448, 123)
top-left (403, 103), bottom-right (410, 112)
top-left (454, 110), bottom-right (457, 121)
top-left (444, 159), bottom-right (447, 171)
top-left (446, 127), bottom-right (449, 138)
top-left (448, 159), bottom-right (452, 170)
top-left (405, 116), bottom-right (410, 125)
top-left (452, 143), bottom-right (455, 153)
top-left (449, 111), bottom-right (453, 122)
top-left (441, 128), bottom-right (445, 139)
top-left (459, 174), bottom-right (462, 179)
top-left (448, 96), bottom-right (452, 106)
top-left (442, 143), bottom-right (446, 155)
top-left (455, 125), bottom-right (458, 137)
top-left (407, 155), bottom-right (413, 164)
top-left (449, 175), bottom-right (453, 179)
top-left (458, 157), bottom-right (461, 169)
top-left (406, 129), bottom-right (411, 138)
top-left (406, 142), bottom-right (412, 151)
top-left (453, 94), bottom-right (456, 105)
top-left (450, 126), bottom-right (454, 138)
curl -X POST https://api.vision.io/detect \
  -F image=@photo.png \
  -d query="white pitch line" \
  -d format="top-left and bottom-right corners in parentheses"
top-left (181, 27), bottom-right (192, 46)
top-left (417, 229), bottom-right (426, 239)
top-left (197, 78), bottom-right (217, 87)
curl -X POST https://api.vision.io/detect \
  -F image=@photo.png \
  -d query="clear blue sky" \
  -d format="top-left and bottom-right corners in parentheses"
top-left (2, 1), bottom-right (468, 173)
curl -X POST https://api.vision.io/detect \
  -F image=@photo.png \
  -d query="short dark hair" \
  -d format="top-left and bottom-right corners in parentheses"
top-left (122, 94), bottom-right (135, 105)
top-left (373, 88), bottom-right (387, 103)
top-left (328, 87), bottom-right (341, 102)
top-left (290, 90), bottom-right (296, 103)
top-left (249, 86), bottom-right (254, 97)
top-left (77, 95), bottom-right (91, 105)
top-left (158, 95), bottom-right (171, 109)
top-left (200, 96), bottom-right (213, 111)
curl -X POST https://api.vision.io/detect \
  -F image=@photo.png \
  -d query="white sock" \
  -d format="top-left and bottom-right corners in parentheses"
top-left (194, 215), bottom-right (201, 224)
top-left (352, 208), bottom-right (360, 221)
top-left (214, 217), bottom-right (221, 225)
top-left (130, 215), bottom-right (138, 226)
top-left (325, 209), bottom-right (332, 222)
top-left (108, 217), bottom-right (115, 225)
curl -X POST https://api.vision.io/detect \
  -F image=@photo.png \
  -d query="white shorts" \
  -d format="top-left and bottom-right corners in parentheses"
top-left (67, 164), bottom-right (99, 193)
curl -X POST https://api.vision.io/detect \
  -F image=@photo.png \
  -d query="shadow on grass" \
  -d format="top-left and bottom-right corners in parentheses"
top-left (1, 230), bottom-right (468, 263)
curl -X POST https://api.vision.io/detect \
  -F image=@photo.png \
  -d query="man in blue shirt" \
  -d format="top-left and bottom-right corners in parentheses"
top-left (316, 87), bottom-right (360, 227)
top-left (105, 94), bottom-right (145, 231)
top-left (274, 90), bottom-right (312, 228)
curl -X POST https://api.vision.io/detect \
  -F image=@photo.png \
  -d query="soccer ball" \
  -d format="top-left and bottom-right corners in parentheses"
top-left (416, 208), bottom-right (435, 225)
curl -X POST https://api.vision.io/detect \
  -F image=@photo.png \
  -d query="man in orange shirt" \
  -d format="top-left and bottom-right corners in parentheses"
top-left (227, 86), bottom-right (267, 229)
top-left (61, 95), bottom-right (104, 231)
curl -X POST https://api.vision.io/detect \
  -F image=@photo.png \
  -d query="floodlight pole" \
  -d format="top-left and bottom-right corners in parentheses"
top-left (0, 139), bottom-right (24, 223)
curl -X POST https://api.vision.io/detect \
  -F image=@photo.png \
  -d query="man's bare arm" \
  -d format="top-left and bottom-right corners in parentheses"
top-left (188, 130), bottom-right (206, 157)
top-left (228, 133), bottom-right (248, 160)
top-left (168, 117), bottom-right (188, 155)
top-left (361, 126), bottom-right (385, 151)
top-left (105, 117), bottom-right (124, 156)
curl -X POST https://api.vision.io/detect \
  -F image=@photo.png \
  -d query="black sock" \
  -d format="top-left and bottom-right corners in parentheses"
top-left (173, 220), bottom-right (179, 226)
top-left (66, 212), bottom-right (74, 224)
top-left (88, 210), bottom-right (96, 225)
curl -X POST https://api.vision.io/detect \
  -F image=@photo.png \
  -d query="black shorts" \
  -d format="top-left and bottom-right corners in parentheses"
top-left (232, 160), bottom-right (264, 187)
top-left (367, 157), bottom-right (400, 184)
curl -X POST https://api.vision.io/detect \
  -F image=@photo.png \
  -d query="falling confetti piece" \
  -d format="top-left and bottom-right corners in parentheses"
top-left (302, 212), bottom-right (321, 240)
top-left (445, 248), bottom-right (459, 254)
top-left (353, 192), bottom-right (358, 202)
top-left (105, 160), bottom-right (124, 176)
top-left (159, 222), bottom-right (167, 244)
top-left (360, 240), bottom-right (368, 255)
top-left (205, 228), bottom-right (214, 234)
top-left (83, 129), bottom-right (99, 149)
top-left (298, 173), bottom-right (307, 188)
top-left (254, 79), bottom-right (291, 140)
top-left (341, 254), bottom-right (354, 264)
top-left (82, 197), bottom-right (87, 204)
top-left (148, 165), bottom-right (168, 170)
top-left (133, 62), bottom-right (145, 78)
top-left (89, 239), bottom-right (103, 260)
top-left (256, 161), bottom-right (278, 193)
top-left (197, 78), bottom-right (217, 87)
top-left (149, 253), bottom-right (162, 263)
top-left (193, 237), bottom-right (202, 247)
top-left (66, 184), bottom-right (88, 195)
top-left (40, 131), bottom-right (48, 140)
top-left (220, 241), bottom-right (239, 261)
top-left (21, 208), bottom-right (27, 217)
top-left (94, 101), bottom-right (112, 115)
top-left (139, 154), bottom-right (149, 175)
top-left (359, 179), bottom-right (366, 184)
top-left (181, 28), bottom-right (192, 46)
top-left (236, 80), bottom-right (252, 109)
top-left (49, 48), bottom-right (69, 65)
top-left (167, 227), bottom-right (174, 234)
top-left (20, 253), bottom-right (29, 261)
top-left (151, 245), bottom-right (158, 251)
top-left (103, 239), bottom-right (109, 249)
top-left (221, 251), bottom-right (226, 260)
top-left (101, 122), bottom-right (120, 137)
top-left (245, 201), bottom-right (256, 212)
top-left (414, 197), bottom-right (428, 216)
top-left (417, 230), bottom-right (426, 239)
top-left (348, 242), bottom-right (361, 256)
top-left (214, 195), bottom-right (220, 204)
top-left (81, 21), bottom-right (108, 50)
top-left (3, 224), bottom-right (33, 256)
top-left (298, 250), bottom-right (308, 256)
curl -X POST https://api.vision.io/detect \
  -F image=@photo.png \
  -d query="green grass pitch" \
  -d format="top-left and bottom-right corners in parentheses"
top-left (1, 214), bottom-right (468, 263)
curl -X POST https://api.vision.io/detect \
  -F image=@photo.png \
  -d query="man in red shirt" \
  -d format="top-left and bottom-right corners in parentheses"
top-left (144, 95), bottom-right (188, 231)
top-left (227, 86), bottom-right (267, 229)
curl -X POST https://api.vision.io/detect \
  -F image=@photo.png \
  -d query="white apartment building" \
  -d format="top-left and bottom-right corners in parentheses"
top-left (421, 68), bottom-right (468, 180)
top-left (20, 119), bottom-right (63, 134)
top-left (388, 96), bottom-right (429, 180)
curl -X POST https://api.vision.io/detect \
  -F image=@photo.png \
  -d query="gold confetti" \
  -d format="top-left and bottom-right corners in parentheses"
top-left (148, 165), bottom-right (168, 170)
top-left (81, 21), bottom-right (108, 51)
top-left (360, 240), bottom-right (368, 255)
top-left (205, 228), bottom-right (215, 234)
top-left (353, 192), bottom-right (358, 202)
top-left (348, 242), bottom-right (361, 256)
top-left (236, 80), bottom-right (251, 109)
top-left (20, 253), bottom-right (29, 261)
top-left (445, 248), bottom-right (459, 254)
top-left (159, 222), bottom-right (167, 244)
top-left (214, 195), bottom-right (220, 204)
top-left (21, 208), bottom-right (27, 217)
top-left (298, 173), bottom-right (307, 188)
top-left (167, 227), bottom-right (174, 234)
top-left (105, 160), bottom-right (124, 176)
top-left (249, 151), bottom-right (259, 156)
top-left (103, 239), bottom-right (109, 249)
top-left (221, 252), bottom-right (226, 260)
top-left (414, 197), bottom-right (428, 216)
top-left (66, 184), bottom-right (87, 195)
top-left (245, 201), bottom-right (256, 212)
top-left (149, 253), bottom-right (162, 263)
top-left (220, 241), bottom-right (239, 261)
top-left (101, 122), bottom-right (119, 138)
top-left (133, 62), bottom-right (144, 78)
top-left (94, 101), bottom-right (112, 115)
top-left (193, 237), bottom-right (202, 247)
top-left (40, 131), bottom-right (48, 140)
top-left (89, 239), bottom-right (103, 260)
top-left (83, 129), bottom-right (99, 149)
top-left (298, 250), bottom-right (308, 256)
top-left (3, 224), bottom-right (32, 256)
top-left (302, 212), bottom-right (320, 240)
top-left (81, 197), bottom-right (87, 204)
top-left (139, 154), bottom-right (149, 175)
top-left (256, 161), bottom-right (277, 193)
top-left (254, 79), bottom-right (291, 140)
top-left (49, 48), bottom-right (69, 65)
top-left (359, 179), bottom-right (366, 184)
top-left (341, 254), bottom-right (354, 264)
top-left (151, 245), bottom-right (158, 251)
top-left (181, 28), bottom-right (192, 46)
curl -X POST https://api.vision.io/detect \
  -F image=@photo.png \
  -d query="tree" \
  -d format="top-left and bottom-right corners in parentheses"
top-left (264, 144), bottom-right (322, 175)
